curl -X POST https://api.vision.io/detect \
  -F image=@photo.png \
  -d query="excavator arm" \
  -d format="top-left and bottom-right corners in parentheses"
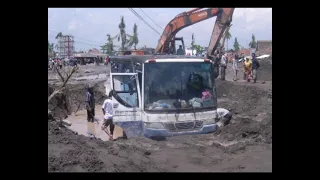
top-left (206, 8), bottom-right (234, 57)
top-left (155, 8), bottom-right (222, 54)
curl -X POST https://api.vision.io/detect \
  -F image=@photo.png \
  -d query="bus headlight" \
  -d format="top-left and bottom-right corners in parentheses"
top-left (203, 119), bottom-right (216, 125)
top-left (144, 122), bottom-right (164, 129)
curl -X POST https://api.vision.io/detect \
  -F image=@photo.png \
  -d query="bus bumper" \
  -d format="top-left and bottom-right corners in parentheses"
top-left (143, 124), bottom-right (217, 138)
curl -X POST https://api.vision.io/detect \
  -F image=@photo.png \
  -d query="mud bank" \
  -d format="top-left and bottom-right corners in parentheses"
top-left (48, 80), bottom-right (107, 120)
top-left (258, 58), bottom-right (272, 81)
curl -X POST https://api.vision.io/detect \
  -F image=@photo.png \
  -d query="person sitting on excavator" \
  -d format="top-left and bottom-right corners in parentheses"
top-left (243, 57), bottom-right (252, 82)
top-left (177, 45), bottom-right (185, 55)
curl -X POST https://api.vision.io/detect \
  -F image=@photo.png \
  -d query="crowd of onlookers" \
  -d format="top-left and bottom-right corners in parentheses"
top-left (48, 56), bottom-right (110, 72)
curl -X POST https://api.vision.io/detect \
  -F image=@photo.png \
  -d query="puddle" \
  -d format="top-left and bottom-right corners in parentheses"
top-left (65, 105), bottom-right (123, 141)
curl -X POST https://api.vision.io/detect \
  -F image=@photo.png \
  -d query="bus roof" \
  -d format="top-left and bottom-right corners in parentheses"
top-left (109, 55), bottom-right (207, 64)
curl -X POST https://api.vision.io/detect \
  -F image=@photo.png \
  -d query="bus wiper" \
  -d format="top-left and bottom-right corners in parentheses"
top-left (192, 107), bottom-right (196, 119)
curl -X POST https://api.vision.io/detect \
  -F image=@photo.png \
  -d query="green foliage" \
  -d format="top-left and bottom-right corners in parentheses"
top-left (128, 23), bottom-right (139, 50)
top-left (118, 16), bottom-right (127, 51)
top-left (249, 34), bottom-right (257, 48)
top-left (55, 32), bottom-right (63, 39)
top-left (233, 37), bottom-right (240, 52)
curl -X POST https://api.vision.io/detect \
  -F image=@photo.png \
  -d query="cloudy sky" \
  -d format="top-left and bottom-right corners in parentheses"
top-left (48, 8), bottom-right (272, 51)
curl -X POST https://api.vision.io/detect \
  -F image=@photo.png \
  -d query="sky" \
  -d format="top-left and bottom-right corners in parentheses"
top-left (48, 8), bottom-right (272, 52)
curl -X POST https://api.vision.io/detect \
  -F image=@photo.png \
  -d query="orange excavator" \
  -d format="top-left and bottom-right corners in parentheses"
top-left (155, 8), bottom-right (235, 59)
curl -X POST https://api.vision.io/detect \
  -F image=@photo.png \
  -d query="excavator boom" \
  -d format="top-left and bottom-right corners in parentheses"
top-left (207, 8), bottom-right (234, 56)
top-left (155, 8), bottom-right (222, 54)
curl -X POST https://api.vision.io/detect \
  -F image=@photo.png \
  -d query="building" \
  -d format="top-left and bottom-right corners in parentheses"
top-left (238, 48), bottom-right (251, 56)
top-left (256, 40), bottom-right (272, 55)
top-left (88, 48), bottom-right (102, 54)
top-left (57, 35), bottom-right (75, 59)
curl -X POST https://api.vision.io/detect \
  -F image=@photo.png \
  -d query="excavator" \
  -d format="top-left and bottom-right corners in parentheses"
top-left (155, 8), bottom-right (234, 59)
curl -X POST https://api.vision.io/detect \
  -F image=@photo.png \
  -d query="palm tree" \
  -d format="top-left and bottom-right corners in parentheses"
top-left (249, 34), bottom-right (257, 49)
top-left (106, 34), bottom-right (114, 54)
top-left (118, 16), bottom-right (127, 51)
top-left (128, 23), bottom-right (139, 50)
top-left (233, 37), bottom-right (240, 53)
top-left (225, 27), bottom-right (232, 51)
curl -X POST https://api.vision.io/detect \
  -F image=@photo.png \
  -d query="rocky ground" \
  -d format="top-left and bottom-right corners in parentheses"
top-left (48, 58), bottom-right (272, 172)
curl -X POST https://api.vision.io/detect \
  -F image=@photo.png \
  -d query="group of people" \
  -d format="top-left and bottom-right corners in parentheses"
top-left (220, 52), bottom-right (260, 83)
top-left (240, 53), bottom-right (260, 83)
top-left (48, 58), bottom-right (65, 71)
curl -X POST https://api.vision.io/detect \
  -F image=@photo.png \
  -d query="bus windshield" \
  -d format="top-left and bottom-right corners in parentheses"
top-left (144, 62), bottom-right (216, 112)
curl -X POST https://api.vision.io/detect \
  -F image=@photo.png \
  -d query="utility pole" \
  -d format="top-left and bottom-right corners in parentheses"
top-left (67, 36), bottom-right (70, 59)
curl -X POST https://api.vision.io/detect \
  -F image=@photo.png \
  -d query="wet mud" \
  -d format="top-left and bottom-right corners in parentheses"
top-left (48, 60), bottom-right (272, 172)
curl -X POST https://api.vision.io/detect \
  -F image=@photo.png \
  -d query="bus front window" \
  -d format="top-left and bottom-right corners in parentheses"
top-left (144, 62), bottom-right (216, 111)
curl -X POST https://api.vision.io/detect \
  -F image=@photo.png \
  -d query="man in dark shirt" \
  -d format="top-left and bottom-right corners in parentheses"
top-left (85, 85), bottom-right (95, 124)
top-left (251, 53), bottom-right (260, 83)
top-left (177, 45), bottom-right (185, 55)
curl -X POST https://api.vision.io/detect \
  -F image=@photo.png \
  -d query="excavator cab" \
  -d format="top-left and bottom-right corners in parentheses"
top-left (168, 37), bottom-right (185, 55)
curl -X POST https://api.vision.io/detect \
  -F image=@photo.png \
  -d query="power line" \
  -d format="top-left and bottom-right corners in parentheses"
top-left (128, 8), bottom-right (161, 35)
top-left (139, 8), bottom-right (163, 30)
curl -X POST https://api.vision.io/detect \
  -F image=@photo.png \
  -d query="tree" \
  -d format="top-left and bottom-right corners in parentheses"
top-left (224, 27), bottom-right (232, 51)
top-left (106, 34), bottom-right (114, 54)
top-left (191, 33), bottom-right (195, 53)
top-left (128, 23), bottom-right (139, 50)
top-left (118, 16), bottom-right (127, 51)
top-left (194, 44), bottom-right (204, 54)
top-left (55, 32), bottom-right (63, 39)
top-left (249, 34), bottom-right (257, 49)
top-left (233, 37), bottom-right (240, 53)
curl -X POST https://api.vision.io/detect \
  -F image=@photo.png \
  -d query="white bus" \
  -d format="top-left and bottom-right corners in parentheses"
top-left (106, 55), bottom-right (219, 139)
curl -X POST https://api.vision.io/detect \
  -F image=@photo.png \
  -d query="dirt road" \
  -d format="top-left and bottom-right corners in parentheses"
top-left (48, 58), bottom-right (272, 172)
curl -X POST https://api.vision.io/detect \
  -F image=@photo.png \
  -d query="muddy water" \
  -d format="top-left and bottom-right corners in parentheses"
top-left (65, 105), bottom-right (123, 141)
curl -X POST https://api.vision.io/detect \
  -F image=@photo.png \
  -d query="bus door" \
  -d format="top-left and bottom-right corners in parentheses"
top-left (110, 72), bottom-right (142, 138)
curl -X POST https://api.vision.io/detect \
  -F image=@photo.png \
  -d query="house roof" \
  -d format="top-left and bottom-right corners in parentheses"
top-left (88, 48), bottom-right (102, 54)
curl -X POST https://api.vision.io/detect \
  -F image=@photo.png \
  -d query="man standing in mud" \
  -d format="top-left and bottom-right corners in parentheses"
top-left (251, 53), bottom-right (260, 83)
top-left (220, 53), bottom-right (228, 80)
top-left (85, 85), bottom-right (95, 125)
top-left (101, 91), bottom-right (115, 140)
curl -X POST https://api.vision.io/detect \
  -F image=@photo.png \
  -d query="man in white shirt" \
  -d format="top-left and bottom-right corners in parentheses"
top-left (232, 53), bottom-right (239, 81)
top-left (216, 108), bottom-right (232, 127)
top-left (220, 53), bottom-right (228, 80)
top-left (101, 91), bottom-right (115, 140)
